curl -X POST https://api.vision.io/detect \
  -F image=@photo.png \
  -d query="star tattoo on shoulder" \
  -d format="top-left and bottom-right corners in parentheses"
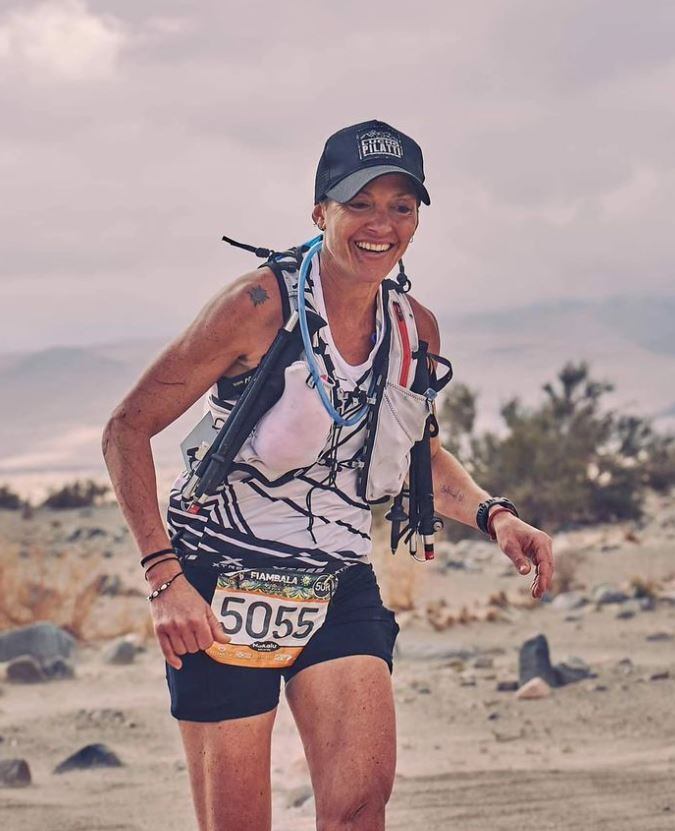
top-left (247, 285), bottom-right (269, 307)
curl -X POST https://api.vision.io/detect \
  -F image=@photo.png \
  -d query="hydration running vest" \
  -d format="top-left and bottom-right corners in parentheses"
top-left (167, 244), bottom-right (433, 567)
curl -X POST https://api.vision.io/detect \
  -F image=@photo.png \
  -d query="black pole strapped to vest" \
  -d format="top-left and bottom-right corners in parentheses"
top-left (184, 308), bottom-right (326, 510)
top-left (387, 341), bottom-right (453, 559)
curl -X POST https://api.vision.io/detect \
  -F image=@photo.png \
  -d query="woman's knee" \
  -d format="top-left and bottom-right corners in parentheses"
top-left (316, 780), bottom-right (393, 830)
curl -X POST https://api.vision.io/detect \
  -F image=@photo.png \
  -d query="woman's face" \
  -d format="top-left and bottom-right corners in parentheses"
top-left (312, 173), bottom-right (419, 285)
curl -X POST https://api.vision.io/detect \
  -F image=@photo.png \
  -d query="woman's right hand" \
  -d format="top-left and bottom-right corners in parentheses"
top-left (147, 560), bottom-right (230, 670)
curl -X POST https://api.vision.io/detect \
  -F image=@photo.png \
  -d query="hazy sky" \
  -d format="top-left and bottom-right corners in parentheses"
top-left (1, 0), bottom-right (674, 351)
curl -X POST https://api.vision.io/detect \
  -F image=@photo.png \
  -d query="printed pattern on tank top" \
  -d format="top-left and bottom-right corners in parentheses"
top-left (167, 253), bottom-right (387, 569)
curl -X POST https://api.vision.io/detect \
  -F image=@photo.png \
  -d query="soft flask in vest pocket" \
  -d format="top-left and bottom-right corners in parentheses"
top-left (359, 381), bottom-right (432, 502)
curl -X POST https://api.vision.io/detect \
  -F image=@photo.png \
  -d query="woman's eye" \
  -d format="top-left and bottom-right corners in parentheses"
top-left (394, 204), bottom-right (414, 215)
top-left (349, 201), bottom-right (369, 210)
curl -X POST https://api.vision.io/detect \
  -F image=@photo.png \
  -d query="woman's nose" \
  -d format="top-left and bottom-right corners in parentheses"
top-left (364, 209), bottom-right (391, 233)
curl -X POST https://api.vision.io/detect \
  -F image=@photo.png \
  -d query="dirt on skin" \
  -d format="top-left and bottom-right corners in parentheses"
top-left (1, 492), bottom-right (674, 830)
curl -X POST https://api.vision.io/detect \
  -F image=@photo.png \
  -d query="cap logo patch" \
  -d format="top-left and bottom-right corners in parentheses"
top-left (357, 129), bottom-right (403, 160)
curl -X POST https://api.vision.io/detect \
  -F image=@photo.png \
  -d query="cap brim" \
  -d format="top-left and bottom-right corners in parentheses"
top-left (324, 165), bottom-right (431, 206)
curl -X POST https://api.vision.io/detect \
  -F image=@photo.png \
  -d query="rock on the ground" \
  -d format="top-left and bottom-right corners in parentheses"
top-left (0, 622), bottom-right (76, 665)
top-left (6, 655), bottom-right (47, 683)
top-left (554, 656), bottom-right (594, 685)
top-left (516, 677), bottom-right (552, 700)
top-left (519, 634), bottom-right (560, 688)
top-left (103, 637), bottom-right (139, 666)
top-left (496, 680), bottom-right (519, 692)
top-left (616, 598), bottom-right (653, 619)
top-left (646, 632), bottom-right (673, 642)
top-left (551, 591), bottom-right (587, 612)
top-left (54, 743), bottom-right (123, 774)
top-left (285, 784), bottom-right (314, 809)
top-left (43, 657), bottom-right (75, 679)
top-left (650, 671), bottom-right (670, 682)
top-left (0, 758), bottom-right (31, 787)
top-left (592, 584), bottom-right (629, 605)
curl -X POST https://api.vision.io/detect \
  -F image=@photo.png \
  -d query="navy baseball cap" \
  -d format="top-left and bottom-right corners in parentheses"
top-left (314, 119), bottom-right (431, 206)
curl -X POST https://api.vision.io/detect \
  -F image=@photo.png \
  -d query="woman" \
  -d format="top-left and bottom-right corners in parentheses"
top-left (102, 119), bottom-right (554, 831)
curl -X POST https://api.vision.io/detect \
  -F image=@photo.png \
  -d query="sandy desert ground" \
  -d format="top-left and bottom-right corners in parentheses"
top-left (1, 493), bottom-right (674, 830)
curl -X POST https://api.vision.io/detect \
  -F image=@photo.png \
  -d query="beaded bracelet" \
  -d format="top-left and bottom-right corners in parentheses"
top-left (140, 547), bottom-right (176, 568)
top-left (146, 571), bottom-right (184, 602)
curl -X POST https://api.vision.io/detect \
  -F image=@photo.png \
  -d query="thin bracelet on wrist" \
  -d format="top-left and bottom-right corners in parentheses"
top-left (140, 547), bottom-right (176, 568)
top-left (144, 556), bottom-right (180, 580)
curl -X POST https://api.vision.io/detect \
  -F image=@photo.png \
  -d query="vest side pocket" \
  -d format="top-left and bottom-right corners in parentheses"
top-left (364, 382), bottom-right (430, 502)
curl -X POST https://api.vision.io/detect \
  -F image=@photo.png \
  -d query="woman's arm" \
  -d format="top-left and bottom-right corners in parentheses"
top-left (409, 296), bottom-right (554, 598)
top-left (103, 268), bottom-right (286, 670)
top-left (102, 267), bottom-right (282, 573)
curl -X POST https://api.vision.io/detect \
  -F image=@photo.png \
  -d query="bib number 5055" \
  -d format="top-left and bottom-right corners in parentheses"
top-left (218, 596), bottom-right (320, 641)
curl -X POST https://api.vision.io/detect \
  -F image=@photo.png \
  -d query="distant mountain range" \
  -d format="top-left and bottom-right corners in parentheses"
top-left (1, 294), bottom-right (674, 499)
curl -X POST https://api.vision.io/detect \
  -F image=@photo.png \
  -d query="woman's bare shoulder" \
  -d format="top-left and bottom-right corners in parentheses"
top-left (197, 266), bottom-right (283, 347)
top-left (406, 294), bottom-right (441, 354)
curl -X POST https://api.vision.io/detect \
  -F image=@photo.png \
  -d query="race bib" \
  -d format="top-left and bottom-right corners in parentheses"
top-left (205, 567), bottom-right (338, 668)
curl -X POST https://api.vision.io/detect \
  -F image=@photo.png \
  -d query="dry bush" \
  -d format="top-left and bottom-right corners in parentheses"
top-left (0, 537), bottom-right (150, 642)
top-left (456, 606), bottom-right (479, 624)
top-left (628, 575), bottom-right (662, 599)
top-left (41, 479), bottom-right (110, 510)
top-left (550, 548), bottom-right (586, 595)
top-left (487, 590), bottom-right (509, 609)
top-left (426, 598), bottom-right (455, 631)
top-left (0, 484), bottom-right (24, 510)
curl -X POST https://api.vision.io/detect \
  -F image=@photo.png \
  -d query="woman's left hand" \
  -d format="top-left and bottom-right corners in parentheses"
top-left (491, 513), bottom-right (554, 599)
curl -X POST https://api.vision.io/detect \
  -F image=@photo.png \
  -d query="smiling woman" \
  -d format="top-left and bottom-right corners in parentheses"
top-left (102, 118), bottom-right (554, 831)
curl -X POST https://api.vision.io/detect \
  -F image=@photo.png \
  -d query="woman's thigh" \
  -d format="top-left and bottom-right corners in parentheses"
top-left (285, 655), bottom-right (396, 829)
top-left (179, 707), bottom-right (277, 831)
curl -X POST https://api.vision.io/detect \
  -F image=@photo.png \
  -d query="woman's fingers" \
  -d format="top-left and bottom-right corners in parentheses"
top-left (501, 537), bottom-right (532, 575)
top-left (157, 629), bottom-right (183, 670)
top-left (497, 525), bottom-right (555, 598)
top-left (206, 606), bottom-right (231, 645)
top-left (530, 543), bottom-right (554, 598)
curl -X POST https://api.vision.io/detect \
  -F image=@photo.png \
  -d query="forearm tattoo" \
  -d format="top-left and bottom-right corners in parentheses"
top-left (440, 484), bottom-right (465, 503)
top-left (247, 285), bottom-right (269, 307)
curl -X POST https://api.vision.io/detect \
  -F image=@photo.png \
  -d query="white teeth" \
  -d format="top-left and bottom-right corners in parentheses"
top-left (355, 241), bottom-right (393, 252)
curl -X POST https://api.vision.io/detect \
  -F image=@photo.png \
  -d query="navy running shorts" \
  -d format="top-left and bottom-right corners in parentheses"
top-left (165, 549), bottom-right (400, 722)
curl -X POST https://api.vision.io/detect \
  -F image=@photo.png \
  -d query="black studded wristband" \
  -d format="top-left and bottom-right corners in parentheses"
top-left (476, 497), bottom-right (519, 536)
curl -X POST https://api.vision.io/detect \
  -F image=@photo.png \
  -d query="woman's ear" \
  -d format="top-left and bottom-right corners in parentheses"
top-left (311, 203), bottom-right (326, 230)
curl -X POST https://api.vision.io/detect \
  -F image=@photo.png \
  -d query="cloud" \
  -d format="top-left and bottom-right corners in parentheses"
top-left (0, 1), bottom-right (674, 351)
top-left (0, 0), bottom-right (127, 81)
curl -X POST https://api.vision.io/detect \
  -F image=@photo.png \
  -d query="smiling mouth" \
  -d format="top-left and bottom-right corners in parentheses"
top-left (354, 241), bottom-right (395, 253)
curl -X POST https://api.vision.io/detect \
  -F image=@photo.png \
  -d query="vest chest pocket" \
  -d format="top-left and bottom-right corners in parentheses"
top-left (362, 381), bottom-right (431, 503)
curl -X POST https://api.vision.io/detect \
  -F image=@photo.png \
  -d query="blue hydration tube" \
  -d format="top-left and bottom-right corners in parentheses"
top-left (297, 235), bottom-right (371, 427)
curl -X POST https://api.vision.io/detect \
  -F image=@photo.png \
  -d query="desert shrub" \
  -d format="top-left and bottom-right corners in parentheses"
top-left (550, 549), bottom-right (586, 595)
top-left (41, 479), bottom-right (110, 510)
top-left (439, 362), bottom-right (674, 532)
top-left (438, 382), bottom-right (476, 460)
top-left (0, 538), bottom-right (150, 641)
top-left (0, 484), bottom-right (24, 510)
